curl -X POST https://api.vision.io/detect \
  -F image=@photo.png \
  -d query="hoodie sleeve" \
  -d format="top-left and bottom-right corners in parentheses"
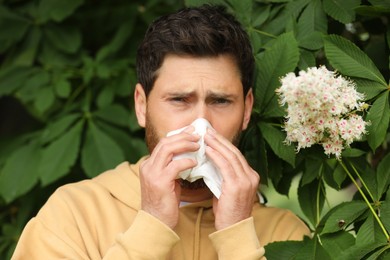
top-left (209, 217), bottom-right (266, 260)
top-left (104, 210), bottom-right (180, 259)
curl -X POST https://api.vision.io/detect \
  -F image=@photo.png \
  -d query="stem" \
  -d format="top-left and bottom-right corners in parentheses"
top-left (316, 179), bottom-right (321, 226)
top-left (340, 161), bottom-right (390, 241)
top-left (349, 162), bottom-right (375, 202)
top-left (250, 28), bottom-right (277, 39)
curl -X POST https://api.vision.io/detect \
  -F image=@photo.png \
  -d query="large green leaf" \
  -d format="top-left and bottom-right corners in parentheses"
top-left (381, 191), bottom-right (390, 232)
top-left (354, 78), bottom-right (387, 100)
top-left (366, 92), bottom-right (390, 151)
top-left (94, 104), bottom-right (131, 128)
top-left (321, 231), bottom-right (356, 260)
top-left (81, 121), bottom-right (125, 177)
top-left (44, 25), bottom-right (81, 54)
top-left (262, 0), bottom-right (311, 36)
top-left (258, 122), bottom-right (296, 166)
top-left (39, 120), bottom-right (84, 185)
top-left (40, 113), bottom-right (81, 144)
top-left (298, 178), bottom-right (325, 226)
top-left (356, 214), bottom-right (387, 246)
top-left (0, 66), bottom-right (36, 96)
top-left (185, 0), bottom-right (225, 7)
top-left (7, 26), bottom-right (41, 66)
top-left (302, 157), bottom-right (324, 186)
top-left (0, 6), bottom-right (30, 52)
top-left (296, 0), bottom-right (327, 50)
top-left (336, 242), bottom-right (389, 260)
top-left (226, 0), bottom-right (252, 26)
top-left (38, 0), bottom-right (84, 22)
top-left (324, 34), bottom-right (387, 86)
top-left (0, 142), bottom-right (41, 203)
top-left (265, 237), bottom-right (331, 260)
top-left (322, 201), bottom-right (367, 234)
top-left (323, 0), bottom-right (360, 24)
top-left (265, 240), bottom-right (305, 259)
top-left (368, 0), bottom-right (390, 8)
top-left (376, 153), bottom-right (390, 198)
top-left (96, 17), bottom-right (136, 62)
top-left (255, 32), bottom-right (299, 117)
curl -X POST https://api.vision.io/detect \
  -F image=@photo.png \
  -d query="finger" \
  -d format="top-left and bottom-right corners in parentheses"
top-left (151, 130), bottom-right (200, 168)
top-left (204, 131), bottom-right (245, 179)
top-left (205, 129), bottom-right (253, 176)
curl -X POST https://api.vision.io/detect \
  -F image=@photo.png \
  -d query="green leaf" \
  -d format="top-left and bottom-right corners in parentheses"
top-left (96, 18), bottom-right (136, 62)
top-left (332, 162), bottom-right (347, 189)
top-left (355, 5), bottom-right (390, 17)
top-left (368, 0), bottom-right (390, 8)
top-left (44, 25), bottom-right (81, 54)
top-left (40, 113), bottom-right (81, 144)
top-left (96, 84), bottom-right (115, 108)
top-left (0, 6), bottom-right (30, 52)
top-left (302, 157), bottom-right (324, 186)
top-left (336, 242), bottom-right (389, 260)
top-left (323, 0), bottom-right (361, 24)
top-left (298, 178), bottom-right (325, 226)
top-left (342, 148), bottom-right (366, 158)
top-left (324, 34), bottom-right (387, 85)
top-left (34, 87), bottom-right (55, 114)
top-left (38, 0), bottom-right (84, 22)
top-left (293, 236), bottom-right (331, 260)
top-left (0, 142), bottom-right (41, 203)
top-left (380, 190), bottom-right (390, 232)
top-left (354, 78), bottom-right (388, 100)
top-left (376, 153), bottom-right (390, 198)
top-left (321, 231), bottom-right (356, 260)
top-left (0, 66), bottom-right (36, 97)
top-left (81, 121), bottom-right (125, 177)
top-left (322, 201), bottom-right (367, 234)
top-left (54, 79), bottom-right (71, 98)
top-left (94, 104), bottom-right (131, 128)
top-left (298, 49), bottom-right (316, 70)
top-left (296, 0), bottom-right (327, 50)
top-left (185, 0), bottom-right (225, 7)
top-left (255, 32), bottom-right (299, 117)
top-left (39, 120), bottom-right (84, 185)
top-left (226, 0), bottom-right (252, 26)
top-left (262, 0), bottom-right (311, 36)
top-left (95, 120), bottom-right (148, 163)
top-left (366, 92), bottom-right (390, 151)
top-left (356, 214), bottom-right (387, 245)
top-left (8, 26), bottom-right (41, 66)
top-left (258, 122), bottom-right (296, 166)
top-left (265, 240), bottom-right (306, 259)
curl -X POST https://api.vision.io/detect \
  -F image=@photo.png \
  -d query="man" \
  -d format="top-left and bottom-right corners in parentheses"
top-left (12, 5), bottom-right (310, 259)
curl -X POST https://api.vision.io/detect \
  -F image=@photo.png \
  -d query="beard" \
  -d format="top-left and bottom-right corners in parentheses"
top-left (144, 111), bottom-right (242, 190)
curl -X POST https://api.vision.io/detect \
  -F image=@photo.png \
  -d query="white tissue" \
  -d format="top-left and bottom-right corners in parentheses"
top-left (167, 118), bottom-right (222, 198)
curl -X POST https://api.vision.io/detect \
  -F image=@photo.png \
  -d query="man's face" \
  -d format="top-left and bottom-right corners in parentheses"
top-left (135, 54), bottom-right (253, 188)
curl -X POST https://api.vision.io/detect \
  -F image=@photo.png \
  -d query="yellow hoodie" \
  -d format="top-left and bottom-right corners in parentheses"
top-left (12, 158), bottom-right (310, 259)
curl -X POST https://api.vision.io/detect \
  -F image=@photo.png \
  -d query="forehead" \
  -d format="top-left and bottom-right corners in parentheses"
top-left (152, 54), bottom-right (243, 94)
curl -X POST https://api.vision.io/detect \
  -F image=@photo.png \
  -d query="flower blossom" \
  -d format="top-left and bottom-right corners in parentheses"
top-left (276, 66), bottom-right (368, 159)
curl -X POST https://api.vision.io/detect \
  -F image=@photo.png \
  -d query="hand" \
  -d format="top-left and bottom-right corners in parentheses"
top-left (139, 126), bottom-right (200, 229)
top-left (204, 129), bottom-right (260, 230)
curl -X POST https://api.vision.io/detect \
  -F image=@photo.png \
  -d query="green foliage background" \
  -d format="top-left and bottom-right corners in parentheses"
top-left (0, 0), bottom-right (389, 259)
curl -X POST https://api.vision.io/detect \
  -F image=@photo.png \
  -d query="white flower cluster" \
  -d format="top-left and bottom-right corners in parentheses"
top-left (276, 66), bottom-right (368, 159)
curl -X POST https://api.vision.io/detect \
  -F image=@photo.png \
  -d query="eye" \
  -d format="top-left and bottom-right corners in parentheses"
top-left (170, 96), bottom-right (188, 103)
top-left (213, 98), bottom-right (231, 105)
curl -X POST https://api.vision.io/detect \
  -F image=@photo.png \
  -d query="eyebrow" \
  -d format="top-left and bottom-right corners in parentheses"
top-left (165, 90), bottom-right (237, 99)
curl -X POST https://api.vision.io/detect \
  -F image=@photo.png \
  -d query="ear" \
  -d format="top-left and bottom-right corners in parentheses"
top-left (134, 83), bottom-right (147, 128)
top-left (242, 88), bottom-right (254, 130)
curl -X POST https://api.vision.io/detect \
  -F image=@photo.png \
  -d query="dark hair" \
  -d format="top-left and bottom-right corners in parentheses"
top-left (136, 4), bottom-right (255, 97)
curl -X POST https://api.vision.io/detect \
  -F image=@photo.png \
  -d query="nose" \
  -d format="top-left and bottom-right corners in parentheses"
top-left (194, 102), bottom-right (212, 123)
